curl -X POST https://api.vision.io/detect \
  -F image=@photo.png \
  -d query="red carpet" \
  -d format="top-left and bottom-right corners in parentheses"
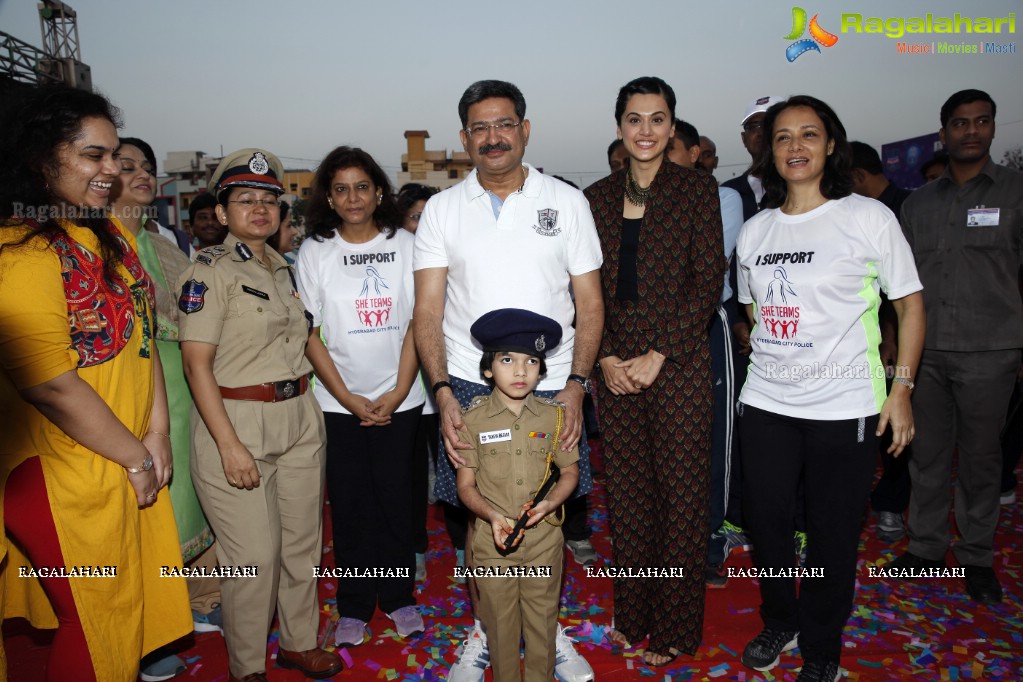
top-left (5, 443), bottom-right (1022, 681)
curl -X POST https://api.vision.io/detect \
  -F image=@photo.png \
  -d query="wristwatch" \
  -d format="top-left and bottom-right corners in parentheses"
top-left (126, 452), bottom-right (154, 474)
top-left (567, 373), bottom-right (592, 392)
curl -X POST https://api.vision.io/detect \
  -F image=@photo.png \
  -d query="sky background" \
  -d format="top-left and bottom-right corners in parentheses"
top-left (1, 0), bottom-right (1020, 187)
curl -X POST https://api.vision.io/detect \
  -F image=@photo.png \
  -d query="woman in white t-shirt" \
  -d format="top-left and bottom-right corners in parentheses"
top-left (735, 96), bottom-right (924, 682)
top-left (297, 146), bottom-right (425, 646)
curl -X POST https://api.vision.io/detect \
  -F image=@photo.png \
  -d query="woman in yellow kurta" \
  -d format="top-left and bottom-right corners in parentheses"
top-left (0, 85), bottom-right (191, 681)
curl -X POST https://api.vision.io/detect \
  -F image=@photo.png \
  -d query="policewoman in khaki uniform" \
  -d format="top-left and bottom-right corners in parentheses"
top-left (177, 149), bottom-right (342, 682)
top-left (455, 309), bottom-right (580, 682)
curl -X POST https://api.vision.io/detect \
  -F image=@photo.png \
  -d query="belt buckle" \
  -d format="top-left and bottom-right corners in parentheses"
top-left (275, 380), bottom-right (296, 402)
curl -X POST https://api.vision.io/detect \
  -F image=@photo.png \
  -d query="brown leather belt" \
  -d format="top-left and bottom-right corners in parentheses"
top-left (219, 376), bottom-right (310, 403)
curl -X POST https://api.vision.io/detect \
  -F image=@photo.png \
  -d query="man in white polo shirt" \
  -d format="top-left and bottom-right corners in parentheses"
top-left (414, 79), bottom-right (603, 682)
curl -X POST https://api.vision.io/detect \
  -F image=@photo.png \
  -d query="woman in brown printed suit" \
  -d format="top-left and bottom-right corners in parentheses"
top-left (583, 76), bottom-right (725, 667)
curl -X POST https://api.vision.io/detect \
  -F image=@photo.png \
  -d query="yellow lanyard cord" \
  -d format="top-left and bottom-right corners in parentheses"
top-left (537, 405), bottom-right (565, 527)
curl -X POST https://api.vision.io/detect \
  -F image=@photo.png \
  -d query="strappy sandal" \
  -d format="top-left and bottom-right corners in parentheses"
top-left (606, 628), bottom-right (633, 650)
top-left (642, 647), bottom-right (680, 667)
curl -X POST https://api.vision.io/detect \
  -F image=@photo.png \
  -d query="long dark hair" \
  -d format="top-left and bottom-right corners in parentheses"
top-left (753, 95), bottom-right (852, 209)
top-left (305, 146), bottom-right (399, 241)
top-left (614, 76), bottom-right (676, 124)
top-left (0, 84), bottom-right (124, 272)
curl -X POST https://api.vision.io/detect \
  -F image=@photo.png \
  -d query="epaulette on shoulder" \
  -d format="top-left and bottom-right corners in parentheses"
top-left (193, 245), bottom-right (230, 267)
top-left (539, 397), bottom-right (564, 408)
top-left (462, 395), bottom-right (489, 415)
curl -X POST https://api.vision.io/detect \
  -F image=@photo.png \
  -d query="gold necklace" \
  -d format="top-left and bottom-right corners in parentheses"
top-left (480, 166), bottom-right (528, 195)
top-left (624, 170), bottom-right (652, 206)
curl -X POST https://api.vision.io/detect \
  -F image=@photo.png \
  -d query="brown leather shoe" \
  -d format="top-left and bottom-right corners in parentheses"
top-left (228, 673), bottom-right (267, 682)
top-left (277, 647), bottom-right (344, 678)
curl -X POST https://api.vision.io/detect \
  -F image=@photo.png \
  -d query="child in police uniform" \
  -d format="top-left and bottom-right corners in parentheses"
top-left (455, 308), bottom-right (580, 682)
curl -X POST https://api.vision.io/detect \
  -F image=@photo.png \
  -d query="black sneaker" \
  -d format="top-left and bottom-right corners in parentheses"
top-left (741, 628), bottom-right (798, 671)
top-left (886, 551), bottom-right (946, 579)
top-left (963, 565), bottom-right (1003, 604)
top-left (796, 659), bottom-right (841, 682)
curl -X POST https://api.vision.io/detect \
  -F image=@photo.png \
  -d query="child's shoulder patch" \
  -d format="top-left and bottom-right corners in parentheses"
top-left (539, 397), bottom-right (564, 409)
top-left (462, 395), bottom-right (489, 415)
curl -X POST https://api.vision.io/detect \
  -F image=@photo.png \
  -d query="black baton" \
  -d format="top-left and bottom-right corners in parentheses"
top-left (504, 466), bottom-right (560, 550)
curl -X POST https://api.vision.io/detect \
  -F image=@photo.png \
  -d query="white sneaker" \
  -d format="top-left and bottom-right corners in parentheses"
top-left (555, 624), bottom-right (594, 682)
top-left (448, 623), bottom-right (489, 682)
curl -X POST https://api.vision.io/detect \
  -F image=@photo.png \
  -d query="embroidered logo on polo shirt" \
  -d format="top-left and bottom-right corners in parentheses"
top-left (533, 208), bottom-right (560, 236)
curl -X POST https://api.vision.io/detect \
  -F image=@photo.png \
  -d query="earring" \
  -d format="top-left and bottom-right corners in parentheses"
top-left (328, 198), bottom-right (334, 209)
top-left (377, 195), bottom-right (382, 205)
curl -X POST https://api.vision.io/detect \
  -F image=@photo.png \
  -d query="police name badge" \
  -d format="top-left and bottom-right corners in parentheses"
top-left (966, 207), bottom-right (999, 227)
top-left (479, 429), bottom-right (512, 444)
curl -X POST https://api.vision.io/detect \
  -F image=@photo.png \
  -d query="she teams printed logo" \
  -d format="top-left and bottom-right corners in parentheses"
top-left (355, 265), bottom-right (392, 327)
top-left (761, 266), bottom-right (801, 340)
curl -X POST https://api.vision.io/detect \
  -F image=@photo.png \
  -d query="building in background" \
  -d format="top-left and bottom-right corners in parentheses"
top-left (397, 130), bottom-right (473, 190)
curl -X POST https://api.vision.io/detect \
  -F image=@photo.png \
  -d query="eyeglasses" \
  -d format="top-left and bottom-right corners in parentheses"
top-left (743, 121), bottom-right (764, 133)
top-left (228, 198), bottom-right (281, 209)
top-left (464, 120), bottom-right (523, 138)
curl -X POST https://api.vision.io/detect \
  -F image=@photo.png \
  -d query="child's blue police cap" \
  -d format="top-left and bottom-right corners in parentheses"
top-left (470, 308), bottom-right (562, 358)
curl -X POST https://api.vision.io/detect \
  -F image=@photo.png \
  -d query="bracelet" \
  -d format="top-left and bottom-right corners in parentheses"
top-left (432, 381), bottom-right (452, 395)
top-left (148, 430), bottom-right (170, 439)
top-left (125, 452), bottom-right (154, 474)
top-left (893, 377), bottom-right (915, 391)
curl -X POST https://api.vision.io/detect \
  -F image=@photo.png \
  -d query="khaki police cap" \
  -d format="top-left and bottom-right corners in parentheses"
top-left (209, 148), bottom-right (285, 198)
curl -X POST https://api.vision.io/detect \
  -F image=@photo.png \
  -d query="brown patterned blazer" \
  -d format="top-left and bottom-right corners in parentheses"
top-left (584, 163), bottom-right (725, 362)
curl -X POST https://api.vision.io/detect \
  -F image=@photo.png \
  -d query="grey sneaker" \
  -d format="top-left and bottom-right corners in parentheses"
top-left (139, 653), bottom-right (186, 682)
top-left (192, 603), bottom-right (223, 634)
top-left (796, 659), bottom-right (841, 682)
top-left (876, 511), bottom-right (906, 542)
top-left (387, 605), bottom-right (425, 638)
top-left (741, 628), bottom-right (799, 671)
top-left (333, 617), bottom-right (367, 647)
top-left (565, 539), bottom-right (598, 567)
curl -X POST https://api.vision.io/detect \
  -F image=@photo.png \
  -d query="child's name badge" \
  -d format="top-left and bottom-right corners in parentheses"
top-left (966, 208), bottom-right (999, 227)
top-left (479, 429), bottom-right (512, 444)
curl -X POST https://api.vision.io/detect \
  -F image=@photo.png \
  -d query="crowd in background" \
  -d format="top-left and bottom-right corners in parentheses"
top-left (0, 76), bottom-right (1020, 682)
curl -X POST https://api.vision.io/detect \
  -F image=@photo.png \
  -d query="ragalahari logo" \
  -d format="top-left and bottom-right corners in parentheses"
top-left (784, 7), bottom-right (839, 61)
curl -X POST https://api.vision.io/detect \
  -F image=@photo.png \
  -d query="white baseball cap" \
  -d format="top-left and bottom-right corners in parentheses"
top-left (741, 96), bottom-right (786, 125)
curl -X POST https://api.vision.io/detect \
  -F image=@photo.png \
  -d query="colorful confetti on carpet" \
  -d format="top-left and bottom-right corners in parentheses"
top-left (5, 442), bottom-right (1022, 681)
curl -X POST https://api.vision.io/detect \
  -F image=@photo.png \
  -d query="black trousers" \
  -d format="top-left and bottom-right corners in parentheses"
top-left (411, 412), bottom-right (438, 554)
top-left (326, 407), bottom-right (422, 621)
top-left (740, 403), bottom-right (877, 663)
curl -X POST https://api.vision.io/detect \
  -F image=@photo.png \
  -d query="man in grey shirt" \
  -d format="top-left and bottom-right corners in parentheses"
top-left (891, 89), bottom-right (1023, 604)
